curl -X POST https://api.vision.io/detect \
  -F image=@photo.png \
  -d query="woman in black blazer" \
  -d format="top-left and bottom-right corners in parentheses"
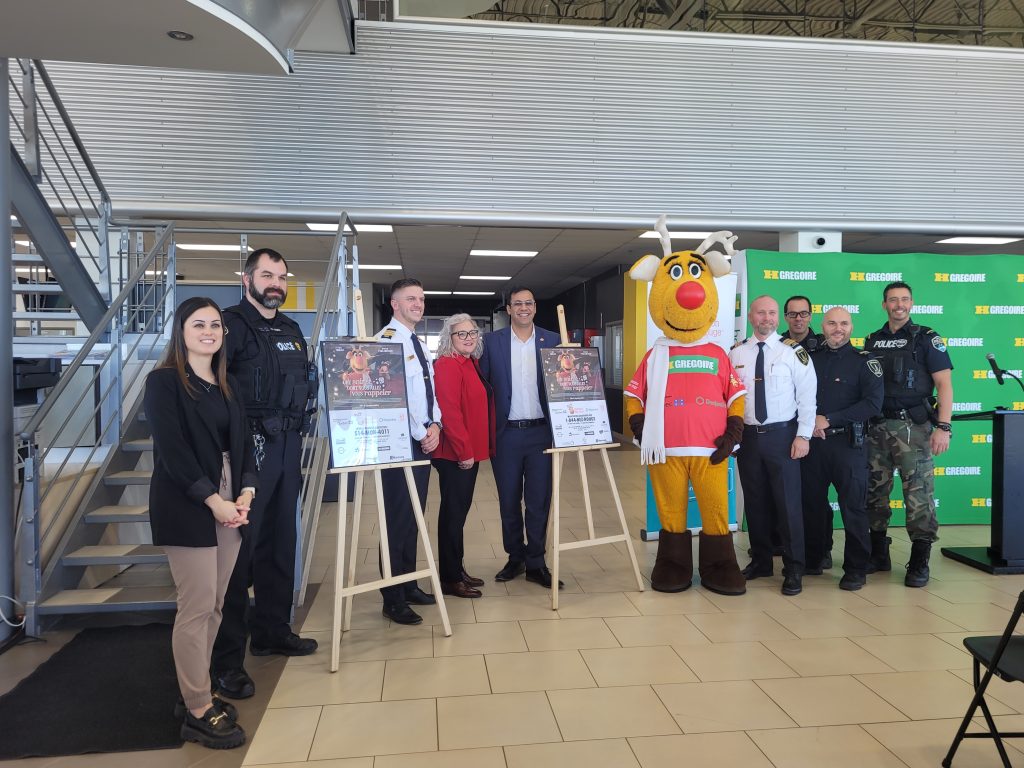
top-left (144, 297), bottom-right (257, 750)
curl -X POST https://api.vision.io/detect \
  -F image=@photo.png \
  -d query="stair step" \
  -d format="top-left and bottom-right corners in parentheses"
top-left (63, 544), bottom-right (166, 566)
top-left (123, 439), bottom-right (153, 452)
top-left (84, 505), bottom-right (149, 524)
top-left (12, 283), bottom-right (64, 293)
top-left (12, 253), bottom-right (44, 265)
top-left (37, 586), bottom-right (176, 615)
top-left (13, 311), bottom-right (80, 321)
top-left (104, 470), bottom-right (152, 486)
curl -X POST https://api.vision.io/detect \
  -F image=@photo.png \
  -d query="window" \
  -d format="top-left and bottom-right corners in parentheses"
top-left (605, 321), bottom-right (623, 388)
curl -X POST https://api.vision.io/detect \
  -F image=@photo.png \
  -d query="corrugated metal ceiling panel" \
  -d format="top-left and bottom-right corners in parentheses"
top-left (39, 20), bottom-right (1024, 231)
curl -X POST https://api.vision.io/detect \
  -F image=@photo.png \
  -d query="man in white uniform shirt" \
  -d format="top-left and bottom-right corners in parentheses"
top-left (479, 286), bottom-right (562, 588)
top-left (376, 278), bottom-right (442, 625)
top-left (729, 295), bottom-right (817, 596)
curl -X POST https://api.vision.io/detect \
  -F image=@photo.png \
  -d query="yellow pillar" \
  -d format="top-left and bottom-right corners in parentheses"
top-left (622, 275), bottom-right (649, 429)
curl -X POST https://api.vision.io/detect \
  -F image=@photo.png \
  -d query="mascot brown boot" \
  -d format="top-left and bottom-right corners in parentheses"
top-left (698, 531), bottom-right (746, 596)
top-left (651, 530), bottom-right (693, 592)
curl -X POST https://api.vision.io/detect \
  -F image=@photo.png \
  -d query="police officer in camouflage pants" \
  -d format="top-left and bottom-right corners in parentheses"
top-left (864, 281), bottom-right (954, 587)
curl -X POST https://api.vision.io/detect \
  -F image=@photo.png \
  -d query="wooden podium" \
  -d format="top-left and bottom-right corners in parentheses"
top-left (941, 410), bottom-right (1024, 574)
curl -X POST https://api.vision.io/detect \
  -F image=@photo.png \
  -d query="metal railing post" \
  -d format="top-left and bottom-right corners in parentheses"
top-left (1, 57), bottom-right (15, 644)
top-left (18, 451), bottom-right (41, 636)
top-left (20, 58), bottom-right (39, 180)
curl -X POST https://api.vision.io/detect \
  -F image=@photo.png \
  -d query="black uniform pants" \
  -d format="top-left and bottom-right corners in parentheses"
top-left (213, 428), bottom-right (301, 672)
top-left (432, 458), bottom-right (480, 583)
top-left (737, 422), bottom-right (804, 574)
top-left (802, 433), bottom-right (871, 574)
top-left (380, 444), bottom-right (431, 607)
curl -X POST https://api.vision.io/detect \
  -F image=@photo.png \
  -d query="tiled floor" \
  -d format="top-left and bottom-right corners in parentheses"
top-left (3, 443), bottom-right (1024, 767)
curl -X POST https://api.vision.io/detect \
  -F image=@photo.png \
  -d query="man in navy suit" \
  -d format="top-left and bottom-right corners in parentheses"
top-left (479, 286), bottom-right (563, 589)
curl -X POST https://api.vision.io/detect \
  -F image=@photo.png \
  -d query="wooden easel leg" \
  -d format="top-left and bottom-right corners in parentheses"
top-left (343, 471), bottom-right (365, 632)
top-left (375, 469), bottom-right (392, 581)
top-left (551, 452), bottom-right (562, 610)
top-left (601, 447), bottom-right (645, 592)
top-left (331, 471), bottom-right (350, 673)
top-left (577, 449), bottom-right (596, 540)
top-left (404, 466), bottom-right (451, 636)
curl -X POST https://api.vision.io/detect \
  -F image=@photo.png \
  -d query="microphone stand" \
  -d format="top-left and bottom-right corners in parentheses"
top-left (999, 369), bottom-right (1024, 396)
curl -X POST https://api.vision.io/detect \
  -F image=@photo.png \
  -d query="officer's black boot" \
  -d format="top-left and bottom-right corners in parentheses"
top-left (865, 530), bottom-right (891, 574)
top-left (905, 540), bottom-right (932, 588)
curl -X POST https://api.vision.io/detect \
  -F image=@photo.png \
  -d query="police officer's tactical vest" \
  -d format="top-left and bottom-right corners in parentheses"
top-left (225, 307), bottom-right (317, 429)
top-left (864, 323), bottom-right (934, 403)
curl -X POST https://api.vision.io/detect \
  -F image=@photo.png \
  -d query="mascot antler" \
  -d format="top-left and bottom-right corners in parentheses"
top-left (695, 230), bottom-right (736, 279)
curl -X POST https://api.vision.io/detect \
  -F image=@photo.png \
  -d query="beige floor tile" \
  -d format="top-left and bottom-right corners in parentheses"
top-left (765, 608), bottom-right (883, 639)
top-left (572, 569), bottom-right (649, 593)
top-left (856, 669), bottom-right (1013, 720)
top-left (749, 724), bottom-right (907, 768)
top-left (865, 718), bottom-right (1019, 768)
top-left (485, 649), bottom-right (597, 693)
top-left (548, 685), bottom-right (681, 740)
top-left (757, 675), bottom-right (908, 727)
top-left (673, 641), bottom-right (797, 682)
top-left (857, 580), bottom-right (959, 608)
top-left (851, 633), bottom-right (972, 671)
top-left (704, 588), bottom-right (799, 613)
top-left (843, 605), bottom-right (964, 634)
top-left (554, 592), bottom-right (642, 619)
top-left (628, 732), bottom-right (774, 768)
top-left (923, 581), bottom-right (1013, 604)
top-left (653, 680), bottom-right (795, 733)
top-left (920, 601), bottom-right (1015, 632)
top-left (471, 594), bottom-right (560, 622)
top-left (624, 589), bottom-right (722, 615)
top-left (686, 611), bottom-right (798, 643)
top-left (505, 738), bottom-right (641, 768)
top-left (604, 614), bottom-right (712, 647)
top-left (437, 691), bottom-right (561, 750)
top-left (373, 747), bottom-right (506, 768)
top-left (329, 626), bottom-right (434, 663)
top-left (243, 706), bottom-right (321, 765)
top-left (382, 654), bottom-right (491, 699)
top-left (779, 584), bottom-right (877, 610)
top-left (309, 700), bottom-right (437, 759)
top-left (762, 637), bottom-right (894, 676)
top-left (519, 617), bottom-right (620, 651)
top-left (248, 760), bottom-right (372, 768)
top-left (267, 660), bottom-right (384, 707)
top-left (581, 646), bottom-right (697, 686)
top-left (950, 667), bottom-right (1024, 712)
top-left (409, 596), bottom-right (479, 626)
top-left (433, 620), bottom-right (527, 656)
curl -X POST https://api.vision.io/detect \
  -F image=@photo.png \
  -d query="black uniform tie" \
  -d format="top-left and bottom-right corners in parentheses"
top-left (410, 333), bottom-right (435, 426)
top-left (755, 341), bottom-right (768, 424)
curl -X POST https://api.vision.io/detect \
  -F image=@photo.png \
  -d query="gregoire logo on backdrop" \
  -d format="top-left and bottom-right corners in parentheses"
top-left (850, 271), bottom-right (902, 281)
top-left (976, 305), bottom-right (1024, 314)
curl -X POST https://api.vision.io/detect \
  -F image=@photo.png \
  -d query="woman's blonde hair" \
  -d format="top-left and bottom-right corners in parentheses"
top-left (436, 313), bottom-right (483, 359)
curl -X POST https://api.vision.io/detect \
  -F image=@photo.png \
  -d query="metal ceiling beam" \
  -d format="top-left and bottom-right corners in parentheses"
top-left (846, 0), bottom-right (906, 32)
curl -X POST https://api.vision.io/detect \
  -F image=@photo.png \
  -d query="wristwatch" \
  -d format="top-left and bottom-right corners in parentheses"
top-left (935, 422), bottom-right (953, 435)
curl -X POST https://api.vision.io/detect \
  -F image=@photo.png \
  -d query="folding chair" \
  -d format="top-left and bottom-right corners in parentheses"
top-left (944, 590), bottom-right (1024, 767)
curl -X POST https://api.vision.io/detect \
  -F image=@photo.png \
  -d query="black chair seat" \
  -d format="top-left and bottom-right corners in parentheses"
top-left (964, 636), bottom-right (1024, 683)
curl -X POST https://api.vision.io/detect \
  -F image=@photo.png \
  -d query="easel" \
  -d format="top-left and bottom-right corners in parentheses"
top-left (545, 306), bottom-right (644, 610)
top-left (328, 290), bottom-right (451, 673)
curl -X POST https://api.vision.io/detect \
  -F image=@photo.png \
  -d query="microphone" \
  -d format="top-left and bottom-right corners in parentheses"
top-left (986, 353), bottom-right (1005, 385)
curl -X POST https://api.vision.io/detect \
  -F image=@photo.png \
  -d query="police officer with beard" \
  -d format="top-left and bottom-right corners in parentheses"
top-left (802, 307), bottom-right (883, 591)
top-left (212, 248), bottom-right (319, 699)
top-left (863, 281), bottom-right (953, 588)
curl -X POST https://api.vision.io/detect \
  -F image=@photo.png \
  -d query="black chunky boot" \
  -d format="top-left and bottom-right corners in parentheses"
top-left (865, 530), bottom-right (891, 574)
top-left (905, 540), bottom-right (932, 588)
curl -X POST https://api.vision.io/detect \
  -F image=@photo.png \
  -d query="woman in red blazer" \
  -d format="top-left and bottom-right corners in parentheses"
top-left (432, 313), bottom-right (496, 597)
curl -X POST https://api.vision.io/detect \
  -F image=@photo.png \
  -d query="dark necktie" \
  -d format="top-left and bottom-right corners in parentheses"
top-left (409, 333), bottom-right (435, 425)
top-left (755, 341), bottom-right (767, 424)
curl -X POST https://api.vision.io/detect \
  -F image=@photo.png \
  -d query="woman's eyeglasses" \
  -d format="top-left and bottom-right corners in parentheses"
top-left (451, 330), bottom-right (481, 340)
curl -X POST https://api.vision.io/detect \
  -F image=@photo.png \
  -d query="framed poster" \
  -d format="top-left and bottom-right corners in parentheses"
top-left (541, 347), bottom-right (613, 448)
top-left (321, 340), bottom-right (413, 468)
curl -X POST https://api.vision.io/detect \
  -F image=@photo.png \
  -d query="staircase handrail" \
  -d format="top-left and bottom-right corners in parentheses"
top-left (31, 60), bottom-right (111, 208)
top-left (19, 225), bottom-right (174, 442)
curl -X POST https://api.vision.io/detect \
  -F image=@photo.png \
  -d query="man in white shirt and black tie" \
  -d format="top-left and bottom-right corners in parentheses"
top-left (376, 278), bottom-right (442, 625)
top-left (729, 295), bottom-right (817, 596)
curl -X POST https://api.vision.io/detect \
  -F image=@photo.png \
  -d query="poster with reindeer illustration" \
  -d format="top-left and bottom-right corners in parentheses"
top-left (321, 340), bottom-right (412, 467)
top-left (541, 347), bottom-right (613, 448)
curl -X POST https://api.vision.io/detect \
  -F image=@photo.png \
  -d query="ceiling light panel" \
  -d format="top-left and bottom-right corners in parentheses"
top-left (460, 275), bottom-right (511, 280)
top-left (177, 244), bottom-right (253, 252)
top-left (936, 236), bottom-right (1022, 245)
top-left (639, 231), bottom-right (712, 239)
top-left (306, 223), bottom-right (394, 233)
top-left (469, 249), bottom-right (537, 258)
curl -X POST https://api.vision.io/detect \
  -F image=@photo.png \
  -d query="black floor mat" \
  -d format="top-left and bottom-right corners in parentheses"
top-left (0, 623), bottom-right (182, 758)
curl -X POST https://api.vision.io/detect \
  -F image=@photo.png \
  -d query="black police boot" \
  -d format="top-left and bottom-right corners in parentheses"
top-left (905, 540), bottom-right (932, 588)
top-left (865, 531), bottom-right (891, 574)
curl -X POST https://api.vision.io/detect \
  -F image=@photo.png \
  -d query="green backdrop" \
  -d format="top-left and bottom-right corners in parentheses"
top-left (743, 249), bottom-right (1024, 526)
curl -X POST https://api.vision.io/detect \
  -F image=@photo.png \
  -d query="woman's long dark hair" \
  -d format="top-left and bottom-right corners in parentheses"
top-left (157, 297), bottom-right (234, 400)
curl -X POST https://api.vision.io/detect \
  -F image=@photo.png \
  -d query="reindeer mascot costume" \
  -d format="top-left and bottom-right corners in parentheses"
top-left (625, 219), bottom-right (747, 595)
